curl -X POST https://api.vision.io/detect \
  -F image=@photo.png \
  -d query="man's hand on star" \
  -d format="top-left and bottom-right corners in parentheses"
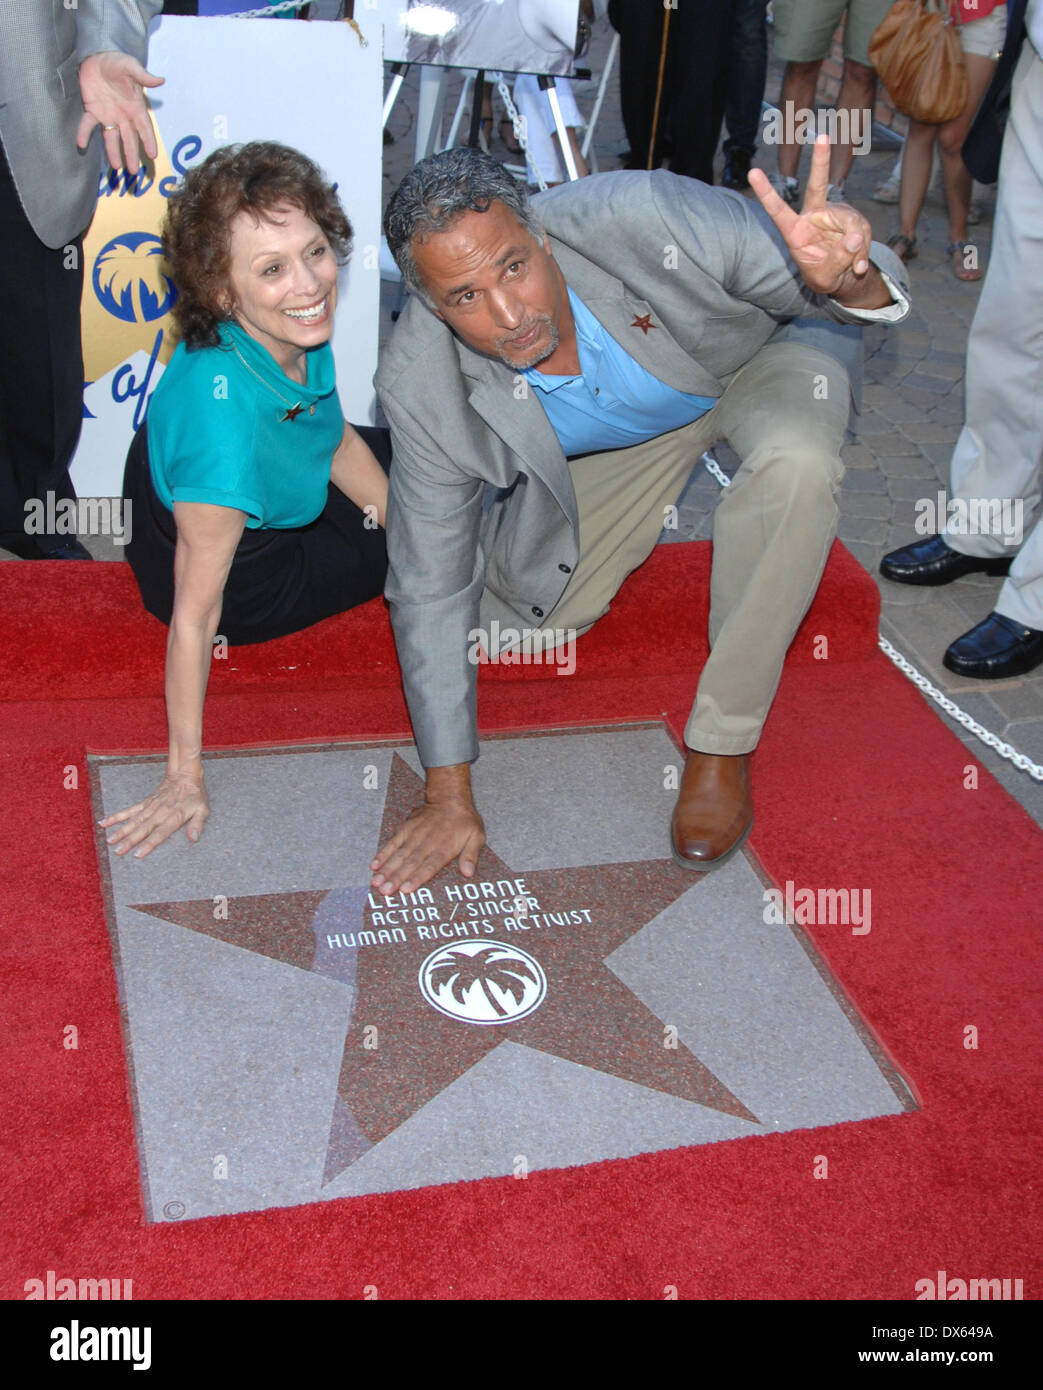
top-left (371, 764), bottom-right (486, 895)
top-left (748, 134), bottom-right (887, 307)
top-left (77, 51), bottom-right (165, 175)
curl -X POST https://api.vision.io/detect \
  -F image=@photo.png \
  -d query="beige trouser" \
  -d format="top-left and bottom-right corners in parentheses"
top-left (941, 43), bottom-right (1043, 630)
top-left (543, 339), bottom-right (850, 754)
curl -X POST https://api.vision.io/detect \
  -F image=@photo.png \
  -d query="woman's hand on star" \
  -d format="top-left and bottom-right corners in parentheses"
top-left (99, 768), bottom-right (210, 859)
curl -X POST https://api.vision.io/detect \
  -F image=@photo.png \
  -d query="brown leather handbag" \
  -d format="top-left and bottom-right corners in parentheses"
top-left (869, 0), bottom-right (968, 124)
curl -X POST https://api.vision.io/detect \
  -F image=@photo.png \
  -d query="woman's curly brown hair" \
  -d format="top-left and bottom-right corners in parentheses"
top-left (162, 142), bottom-right (352, 349)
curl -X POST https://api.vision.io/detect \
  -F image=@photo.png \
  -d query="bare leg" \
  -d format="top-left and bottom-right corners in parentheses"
top-left (897, 119), bottom-right (937, 242)
top-left (778, 59), bottom-right (820, 180)
top-left (565, 128), bottom-right (589, 179)
top-left (829, 59), bottom-right (876, 185)
top-left (938, 51), bottom-right (1000, 251)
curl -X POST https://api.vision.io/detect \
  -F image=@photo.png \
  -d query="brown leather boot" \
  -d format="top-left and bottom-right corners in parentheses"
top-left (670, 751), bottom-right (753, 871)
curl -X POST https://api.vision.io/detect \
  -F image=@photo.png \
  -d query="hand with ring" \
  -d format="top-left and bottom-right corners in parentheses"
top-left (77, 51), bottom-right (165, 174)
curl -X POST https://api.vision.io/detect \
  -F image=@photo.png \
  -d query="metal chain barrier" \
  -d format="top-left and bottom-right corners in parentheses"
top-left (700, 449), bottom-right (732, 491)
top-left (877, 636), bottom-right (1043, 780)
top-left (701, 452), bottom-right (1043, 781)
top-left (491, 72), bottom-right (545, 192)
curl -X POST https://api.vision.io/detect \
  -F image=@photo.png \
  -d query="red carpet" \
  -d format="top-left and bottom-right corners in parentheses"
top-left (2, 542), bottom-right (1041, 1300)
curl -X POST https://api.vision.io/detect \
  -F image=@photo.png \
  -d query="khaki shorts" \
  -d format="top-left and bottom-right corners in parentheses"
top-left (772, 0), bottom-right (893, 68)
top-left (961, 4), bottom-right (1007, 61)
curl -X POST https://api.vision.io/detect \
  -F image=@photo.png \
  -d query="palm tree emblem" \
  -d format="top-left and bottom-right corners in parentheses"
top-left (419, 941), bottom-right (547, 1025)
top-left (92, 232), bottom-right (177, 325)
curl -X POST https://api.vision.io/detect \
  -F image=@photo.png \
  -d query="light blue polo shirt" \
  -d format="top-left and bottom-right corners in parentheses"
top-left (522, 288), bottom-right (718, 456)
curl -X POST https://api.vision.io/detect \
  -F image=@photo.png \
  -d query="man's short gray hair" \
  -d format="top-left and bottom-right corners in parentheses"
top-left (384, 148), bottom-right (543, 305)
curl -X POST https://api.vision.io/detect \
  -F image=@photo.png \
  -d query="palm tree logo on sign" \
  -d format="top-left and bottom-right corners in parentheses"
top-left (419, 941), bottom-right (547, 1025)
top-left (92, 232), bottom-right (177, 325)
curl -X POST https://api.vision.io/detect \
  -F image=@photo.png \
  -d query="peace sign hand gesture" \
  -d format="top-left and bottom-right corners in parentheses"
top-left (748, 134), bottom-right (878, 302)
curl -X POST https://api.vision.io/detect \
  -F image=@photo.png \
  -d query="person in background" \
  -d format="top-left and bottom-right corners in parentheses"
top-left (608, 0), bottom-right (733, 183)
top-left (768, 0), bottom-right (891, 204)
top-left (0, 0), bottom-right (163, 561)
top-left (884, 1), bottom-right (1006, 278)
top-left (880, 0), bottom-right (1043, 678)
top-left (874, 151), bottom-right (987, 226)
top-left (722, 0), bottom-right (770, 190)
top-left (104, 143), bottom-right (389, 857)
top-left (512, 73), bottom-right (590, 186)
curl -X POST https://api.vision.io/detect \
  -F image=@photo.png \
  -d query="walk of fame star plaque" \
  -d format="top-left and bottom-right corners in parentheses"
top-left (90, 724), bottom-right (914, 1223)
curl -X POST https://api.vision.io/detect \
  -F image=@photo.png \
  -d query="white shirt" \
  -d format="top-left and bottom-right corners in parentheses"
top-left (1027, 0), bottom-right (1043, 60)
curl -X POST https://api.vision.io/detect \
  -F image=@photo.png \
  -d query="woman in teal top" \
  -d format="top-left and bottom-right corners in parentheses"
top-left (104, 142), bottom-right (389, 858)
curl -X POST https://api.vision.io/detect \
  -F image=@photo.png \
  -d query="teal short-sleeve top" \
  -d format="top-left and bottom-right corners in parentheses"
top-left (145, 320), bottom-right (343, 529)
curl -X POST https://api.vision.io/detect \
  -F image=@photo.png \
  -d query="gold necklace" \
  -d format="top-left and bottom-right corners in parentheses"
top-left (229, 338), bottom-right (316, 423)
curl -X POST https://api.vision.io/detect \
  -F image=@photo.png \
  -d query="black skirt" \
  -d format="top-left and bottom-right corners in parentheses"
top-left (122, 422), bottom-right (390, 645)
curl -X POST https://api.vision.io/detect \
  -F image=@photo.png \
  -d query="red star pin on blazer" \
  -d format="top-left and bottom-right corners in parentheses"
top-left (631, 313), bottom-right (656, 335)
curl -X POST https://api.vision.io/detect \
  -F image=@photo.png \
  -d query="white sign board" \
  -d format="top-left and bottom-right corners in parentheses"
top-left (71, 14), bottom-right (383, 499)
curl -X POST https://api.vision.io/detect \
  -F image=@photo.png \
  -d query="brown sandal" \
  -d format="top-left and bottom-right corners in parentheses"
top-left (886, 232), bottom-right (918, 263)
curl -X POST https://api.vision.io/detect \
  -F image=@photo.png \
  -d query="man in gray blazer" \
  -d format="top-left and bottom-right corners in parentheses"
top-left (0, 0), bottom-right (162, 559)
top-left (372, 140), bottom-right (909, 893)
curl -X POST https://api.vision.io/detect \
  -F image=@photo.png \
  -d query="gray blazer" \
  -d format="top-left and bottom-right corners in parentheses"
top-left (0, 0), bottom-right (161, 249)
top-left (376, 170), bottom-right (910, 769)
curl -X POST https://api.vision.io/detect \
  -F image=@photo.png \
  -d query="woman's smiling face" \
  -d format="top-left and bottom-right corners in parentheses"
top-left (223, 202), bottom-right (339, 375)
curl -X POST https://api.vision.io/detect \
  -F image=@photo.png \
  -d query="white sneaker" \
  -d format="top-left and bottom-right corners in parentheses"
top-left (873, 173), bottom-right (900, 203)
top-left (826, 181), bottom-right (846, 203)
top-left (767, 171), bottom-right (800, 205)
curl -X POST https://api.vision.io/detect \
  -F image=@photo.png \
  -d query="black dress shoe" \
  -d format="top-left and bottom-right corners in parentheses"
top-left (722, 146), bottom-right (752, 190)
top-left (943, 611), bottom-right (1043, 679)
top-left (880, 533), bottom-right (1013, 585)
top-left (1, 537), bottom-right (92, 560)
top-left (43, 539), bottom-right (94, 560)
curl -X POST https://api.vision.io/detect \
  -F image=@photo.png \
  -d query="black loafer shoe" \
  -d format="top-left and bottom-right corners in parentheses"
top-left (943, 611), bottom-right (1043, 679)
top-left (880, 533), bottom-right (1014, 585)
top-left (43, 539), bottom-right (94, 560)
top-left (1, 537), bottom-right (92, 560)
top-left (722, 147), bottom-right (752, 190)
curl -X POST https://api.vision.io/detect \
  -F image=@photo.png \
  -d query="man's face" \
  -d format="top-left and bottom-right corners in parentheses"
top-left (411, 200), bottom-right (568, 370)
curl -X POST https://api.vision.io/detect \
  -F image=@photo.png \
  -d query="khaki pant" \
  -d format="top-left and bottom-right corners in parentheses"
top-left (543, 339), bottom-right (850, 754)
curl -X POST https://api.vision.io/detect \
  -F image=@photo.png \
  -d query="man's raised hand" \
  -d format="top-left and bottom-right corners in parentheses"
top-left (748, 134), bottom-right (874, 299)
